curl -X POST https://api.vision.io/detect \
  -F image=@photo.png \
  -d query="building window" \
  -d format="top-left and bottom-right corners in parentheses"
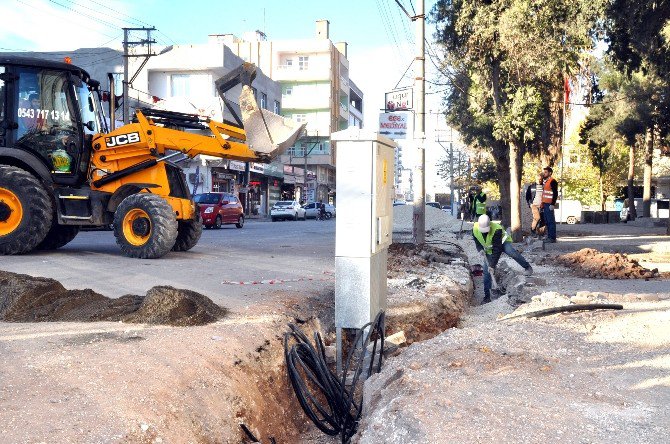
top-left (284, 86), bottom-right (292, 96)
top-left (299, 56), bottom-right (309, 71)
top-left (251, 87), bottom-right (257, 98)
top-left (170, 73), bottom-right (212, 98)
top-left (260, 92), bottom-right (267, 109)
top-left (274, 100), bottom-right (280, 114)
top-left (294, 113), bottom-right (306, 123)
top-left (286, 58), bottom-right (293, 67)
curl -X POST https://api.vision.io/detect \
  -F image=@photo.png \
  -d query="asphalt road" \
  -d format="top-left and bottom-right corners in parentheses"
top-left (0, 218), bottom-right (336, 311)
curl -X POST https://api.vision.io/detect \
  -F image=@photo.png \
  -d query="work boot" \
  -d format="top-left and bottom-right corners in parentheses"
top-left (482, 291), bottom-right (491, 305)
top-left (524, 266), bottom-right (534, 276)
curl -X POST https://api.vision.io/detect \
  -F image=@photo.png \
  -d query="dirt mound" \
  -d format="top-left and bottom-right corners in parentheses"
top-left (123, 286), bottom-right (227, 326)
top-left (552, 248), bottom-right (660, 279)
top-left (0, 270), bottom-right (225, 326)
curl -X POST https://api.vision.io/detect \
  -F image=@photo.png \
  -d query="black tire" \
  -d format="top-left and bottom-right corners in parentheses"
top-left (113, 193), bottom-right (177, 259)
top-left (172, 212), bottom-right (203, 252)
top-left (214, 215), bottom-right (222, 229)
top-left (293, 213), bottom-right (298, 221)
top-left (36, 223), bottom-right (80, 250)
top-left (0, 165), bottom-right (53, 255)
top-left (236, 215), bottom-right (244, 229)
top-left (326, 212), bottom-right (332, 219)
top-left (272, 217), bottom-right (277, 222)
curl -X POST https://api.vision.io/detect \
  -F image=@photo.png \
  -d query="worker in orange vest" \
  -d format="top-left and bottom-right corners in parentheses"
top-left (541, 166), bottom-right (559, 243)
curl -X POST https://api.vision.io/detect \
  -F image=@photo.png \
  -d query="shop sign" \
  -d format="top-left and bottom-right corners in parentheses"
top-left (379, 111), bottom-right (412, 140)
top-left (385, 88), bottom-right (413, 111)
top-left (229, 160), bottom-right (246, 172)
top-left (250, 163), bottom-right (265, 174)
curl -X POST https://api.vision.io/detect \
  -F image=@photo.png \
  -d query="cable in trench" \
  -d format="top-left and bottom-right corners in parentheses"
top-left (284, 311), bottom-right (385, 443)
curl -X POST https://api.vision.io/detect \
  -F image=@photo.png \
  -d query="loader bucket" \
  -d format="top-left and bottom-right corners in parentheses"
top-left (239, 85), bottom-right (306, 161)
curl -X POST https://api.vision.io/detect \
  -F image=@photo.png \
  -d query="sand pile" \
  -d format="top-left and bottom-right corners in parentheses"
top-left (551, 248), bottom-right (660, 279)
top-left (0, 270), bottom-right (226, 326)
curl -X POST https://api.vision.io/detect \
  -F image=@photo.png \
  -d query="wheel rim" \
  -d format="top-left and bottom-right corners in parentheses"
top-left (0, 187), bottom-right (23, 237)
top-left (122, 208), bottom-right (151, 246)
top-left (239, 216), bottom-right (244, 226)
top-left (216, 216), bottom-right (222, 228)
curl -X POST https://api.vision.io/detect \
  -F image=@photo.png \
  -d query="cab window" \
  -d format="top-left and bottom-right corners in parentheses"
top-left (15, 67), bottom-right (81, 176)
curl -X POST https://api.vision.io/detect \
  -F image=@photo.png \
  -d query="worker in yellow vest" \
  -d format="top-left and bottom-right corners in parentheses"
top-left (473, 214), bottom-right (533, 304)
top-left (470, 186), bottom-right (487, 221)
top-left (541, 166), bottom-right (559, 243)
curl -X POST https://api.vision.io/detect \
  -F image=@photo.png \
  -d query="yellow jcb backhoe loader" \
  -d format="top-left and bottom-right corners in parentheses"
top-left (0, 56), bottom-right (304, 258)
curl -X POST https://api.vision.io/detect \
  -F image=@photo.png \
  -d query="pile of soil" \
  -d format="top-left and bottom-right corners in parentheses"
top-left (0, 270), bottom-right (226, 326)
top-left (551, 248), bottom-right (659, 279)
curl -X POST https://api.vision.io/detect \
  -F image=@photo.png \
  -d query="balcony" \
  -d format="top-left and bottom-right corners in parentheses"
top-left (339, 101), bottom-right (348, 117)
top-left (273, 64), bottom-right (330, 82)
top-left (339, 75), bottom-right (349, 91)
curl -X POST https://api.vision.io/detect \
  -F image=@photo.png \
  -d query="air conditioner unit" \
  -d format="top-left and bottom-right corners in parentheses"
top-left (188, 173), bottom-right (204, 184)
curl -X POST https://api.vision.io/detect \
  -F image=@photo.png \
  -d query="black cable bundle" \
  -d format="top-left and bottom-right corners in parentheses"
top-left (284, 311), bottom-right (385, 443)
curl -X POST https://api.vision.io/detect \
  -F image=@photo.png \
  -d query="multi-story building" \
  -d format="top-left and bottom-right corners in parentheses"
top-left (132, 42), bottom-right (284, 216)
top-left (215, 20), bottom-right (364, 204)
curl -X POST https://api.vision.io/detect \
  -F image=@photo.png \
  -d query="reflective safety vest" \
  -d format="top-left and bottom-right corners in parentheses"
top-left (473, 222), bottom-right (510, 255)
top-left (475, 192), bottom-right (487, 215)
top-left (542, 177), bottom-right (555, 204)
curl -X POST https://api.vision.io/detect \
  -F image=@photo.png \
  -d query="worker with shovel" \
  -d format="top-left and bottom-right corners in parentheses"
top-left (473, 214), bottom-right (533, 304)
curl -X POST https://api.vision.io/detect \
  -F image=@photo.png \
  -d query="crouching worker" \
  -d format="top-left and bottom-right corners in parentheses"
top-left (472, 214), bottom-right (533, 304)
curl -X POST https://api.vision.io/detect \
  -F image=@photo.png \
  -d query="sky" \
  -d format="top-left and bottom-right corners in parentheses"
top-left (0, 0), bottom-right (453, 196)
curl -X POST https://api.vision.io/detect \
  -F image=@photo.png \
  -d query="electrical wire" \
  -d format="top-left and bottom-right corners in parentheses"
top-left (284, 311), bottom-right (385, 444)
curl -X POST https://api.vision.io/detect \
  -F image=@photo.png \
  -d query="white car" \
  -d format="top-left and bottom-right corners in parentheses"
top-left (302, 202), bottom-right (336, 219)
top-left (271, 200), bottom-right (306, 221)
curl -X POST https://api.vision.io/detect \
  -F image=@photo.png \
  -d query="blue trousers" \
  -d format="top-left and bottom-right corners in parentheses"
top-left (543, 204), bottom-right (556, 240)
top-left (482, 242), bottom-right (531, 297)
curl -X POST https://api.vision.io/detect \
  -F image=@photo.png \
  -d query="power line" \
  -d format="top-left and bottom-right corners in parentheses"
top-left (88, 0), bottom-right (153, 28)
top-left (15, 0), bottom-right (118, 39)
top-left (48, 0), bottom-right (120, 30)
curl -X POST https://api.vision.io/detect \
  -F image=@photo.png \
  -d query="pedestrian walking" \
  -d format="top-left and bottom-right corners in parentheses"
top-left (541, 166), bottom-right (558, 243)
top-left (472, 214), bottom-right (533, 304)
top-left (525, 174), bottom-right (544, 236)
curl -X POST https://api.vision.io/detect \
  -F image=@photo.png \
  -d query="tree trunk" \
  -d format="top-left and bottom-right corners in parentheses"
top-left (642, 127), bottom-right (654, 217)
top-left (541, 82), bottom-right (564, 167)
top-left (494, 146), bottom-right (512, 228)
top-left (509, 141), bottom-right (523, 241)
top-left (627, 144), bottom-right (637, 221)
top-left (599, 172), bottom-right (605, 212)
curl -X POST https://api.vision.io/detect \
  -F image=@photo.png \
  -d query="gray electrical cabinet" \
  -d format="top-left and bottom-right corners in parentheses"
top-left (331, 129), bottom-right (396, 329)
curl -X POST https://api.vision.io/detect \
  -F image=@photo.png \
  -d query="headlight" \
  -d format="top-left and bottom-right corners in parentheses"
top-left (204, 207), bottom-right (214, 214)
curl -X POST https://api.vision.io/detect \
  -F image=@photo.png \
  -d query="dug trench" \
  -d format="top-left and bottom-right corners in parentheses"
top-left (0, 242), bottom-right (473, 443)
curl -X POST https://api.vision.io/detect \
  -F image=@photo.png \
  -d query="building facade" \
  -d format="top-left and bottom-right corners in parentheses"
top-left (216, 20), bottom-right (364, 204)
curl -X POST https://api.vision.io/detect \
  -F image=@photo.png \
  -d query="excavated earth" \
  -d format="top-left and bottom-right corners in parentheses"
top-left (0, 270), bottom-right (226, 325)
top-left (548, 248), bottom-right (660, 279)
top-left (386, 243), bottom-right (472, 343)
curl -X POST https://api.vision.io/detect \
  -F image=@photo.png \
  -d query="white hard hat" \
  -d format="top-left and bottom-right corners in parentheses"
top-left (478, 214), bottom-right (491, 233)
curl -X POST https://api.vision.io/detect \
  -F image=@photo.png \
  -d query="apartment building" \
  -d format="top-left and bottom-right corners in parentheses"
top-left (216, 19), bottom-right (364, 203)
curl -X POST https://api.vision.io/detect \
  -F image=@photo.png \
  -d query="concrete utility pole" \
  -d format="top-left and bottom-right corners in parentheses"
top-left (412, 0), bottom-right (426, 244)
top-left (122, 27), bottom-right (157, 124)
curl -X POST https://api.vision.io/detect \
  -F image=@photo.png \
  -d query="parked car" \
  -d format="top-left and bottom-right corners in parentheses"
top-left (393, 202), bottom-right (407, 206)
top-left (555, 199), bottom-right (582, 224)
top-left (271, 200), bottom-right (306, 221)
top-left (302, 202), bottom-right (336, 219)
top-left (194, 192), bottom-right (244, 229)
top-left (426, 202), bottom-right (441, 209)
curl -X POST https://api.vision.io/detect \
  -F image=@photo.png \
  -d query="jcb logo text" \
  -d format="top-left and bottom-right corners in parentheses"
top-left (106, 132), bottom-right (140, 147)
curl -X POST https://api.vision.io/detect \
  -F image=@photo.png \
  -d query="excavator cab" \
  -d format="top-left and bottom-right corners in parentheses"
top-left (1, 57), bottom-right (106, 187)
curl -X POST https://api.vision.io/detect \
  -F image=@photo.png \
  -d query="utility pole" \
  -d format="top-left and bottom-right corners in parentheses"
top-left (412, 0), bottom-right (426, 244)
top-left (122, 27), bottom-right (157, 124)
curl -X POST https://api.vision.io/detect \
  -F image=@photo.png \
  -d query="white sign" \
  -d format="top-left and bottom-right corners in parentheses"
top-left (379, 112), bottom-right (412, 140)
top-left (229, 160), bottom-right (246, 172)
top-left (385, 88), bottom-right (413, 111)
top-left (250, 163), bottom-right (265, 174)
